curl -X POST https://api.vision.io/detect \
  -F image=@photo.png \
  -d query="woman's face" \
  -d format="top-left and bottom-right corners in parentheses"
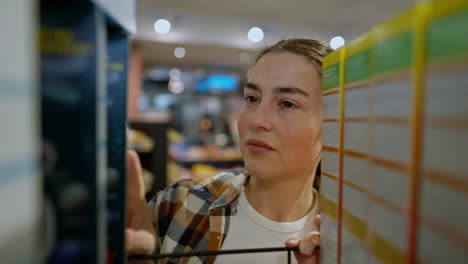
top-left (237, 52), bottom-right (322, 181)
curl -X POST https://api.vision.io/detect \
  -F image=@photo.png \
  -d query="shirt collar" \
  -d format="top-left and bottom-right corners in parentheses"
top-left (191, 170), bottom-right (249, 209)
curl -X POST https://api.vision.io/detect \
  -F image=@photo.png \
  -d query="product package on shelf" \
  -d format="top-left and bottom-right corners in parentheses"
top-left (417, 0), bottom-right (468, 262)
top-left (340, 33), bottom-right (374, 264)
top-left (40, 2), bottom-right (108, 263)
top-left (367, 5), bottom-right (428, 263)
top-left (320, 48), bottom-right (345, 264)
top-left (0, 0), bottom-right (41, 262)
top-left (106, 26), bottom-right (128, 264)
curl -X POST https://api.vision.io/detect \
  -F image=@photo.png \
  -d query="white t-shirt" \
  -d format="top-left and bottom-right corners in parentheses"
top-left (214, 189), bottom-right (318, 264)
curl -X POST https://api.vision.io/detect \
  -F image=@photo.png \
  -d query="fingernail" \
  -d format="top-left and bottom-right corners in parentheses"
top-left (286, 238), bottom-right (300, 247)
top-left (288, 238), bottom-right (299, 244)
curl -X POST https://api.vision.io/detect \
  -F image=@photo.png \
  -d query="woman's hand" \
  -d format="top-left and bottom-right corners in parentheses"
top-left (285, 215), bottom-right (321, 264)
top-left (125, 150), bottom-right (156, 255)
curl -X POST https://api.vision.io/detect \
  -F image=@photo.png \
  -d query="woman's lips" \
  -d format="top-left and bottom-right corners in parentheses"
top-left (246, 139), bottom-right (274, 154)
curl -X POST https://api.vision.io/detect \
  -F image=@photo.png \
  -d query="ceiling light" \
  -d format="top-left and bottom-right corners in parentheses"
top-left (174, 47), bottom-right (186, 59)
top-left (247, 27), bottom-right (264, 43)
top-left (154, 19), bottom-right (171, 34)
top-left (169, 68), bottom-right (181, 79)
top-left (169, 79), bottom-right (185, 94)
top-left (330, 36), bottom-right (345, 50)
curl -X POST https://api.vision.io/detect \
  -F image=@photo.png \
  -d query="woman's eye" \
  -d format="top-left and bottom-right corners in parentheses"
top-left (280, 100), bottom-right (296, 108)
top-left (244, 95), bottom-right (259, 103)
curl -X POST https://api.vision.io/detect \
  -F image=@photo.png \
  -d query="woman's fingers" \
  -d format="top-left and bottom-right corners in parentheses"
top-left (125, 151), bottom-right (158, 256)
top-left (285, 214), bottom-right (321, 261)
top-left (285, 230), bottom-right (320, 264)
top-left (285, 238), bottom-right (319, 264)
top-left (298, 231), bottom-right (320, 256)
top-left (285, 237), bottom-right (300, 248)
top-left (127, 150), bottom-right (145, 200)
top-left (314, 214), bottom-right (321, 229)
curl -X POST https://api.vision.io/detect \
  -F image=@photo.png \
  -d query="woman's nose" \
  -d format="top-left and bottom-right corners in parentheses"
top-left (250, 101), bottom-right (273, 131)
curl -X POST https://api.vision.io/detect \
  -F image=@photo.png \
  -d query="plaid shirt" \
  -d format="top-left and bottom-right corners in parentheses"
top-left (148, 170), bottom-right (248, 264)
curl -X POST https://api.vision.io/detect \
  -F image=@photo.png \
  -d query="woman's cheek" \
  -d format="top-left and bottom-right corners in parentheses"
top-left (237, 112), bottom-right (248, 141)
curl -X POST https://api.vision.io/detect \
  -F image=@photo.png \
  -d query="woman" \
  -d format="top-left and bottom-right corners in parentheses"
top-left (126, 39), bottom-right (333, 264)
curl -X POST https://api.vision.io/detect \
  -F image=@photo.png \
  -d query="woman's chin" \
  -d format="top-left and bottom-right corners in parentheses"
top-left (245, 162), bottom-right (276, 179)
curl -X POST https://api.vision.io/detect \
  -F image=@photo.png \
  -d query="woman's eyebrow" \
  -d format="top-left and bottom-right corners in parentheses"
top-left (244, 82), bottom-right (260, 91)
top-left (273, 87), bottom-right (310, 98)
top-left (245, 82), bottom-right (309, 98)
